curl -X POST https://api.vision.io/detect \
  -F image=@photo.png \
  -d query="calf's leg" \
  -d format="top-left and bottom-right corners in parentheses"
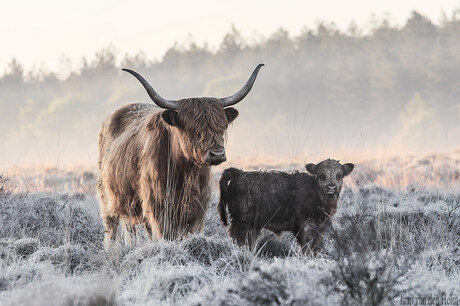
top-left (311, 220), bottom-right (332, 256)
top-left (296, 219), bottom-right (331, 256)
top-left (296, 226), bottom-right (315, 256)
top-left (295, 220), bottom-right (324, 256)
top-left (229, 223), bottom-right (261, 250)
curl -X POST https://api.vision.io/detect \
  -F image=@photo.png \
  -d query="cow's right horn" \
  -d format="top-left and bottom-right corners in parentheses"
top-left (219, 64), bottom-right (264, 107)
top-left (122, 69), bottom-right (179, 110)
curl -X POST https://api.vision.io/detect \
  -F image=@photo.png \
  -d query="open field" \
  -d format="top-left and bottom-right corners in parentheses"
top-left (0, 152), bottom-right (459, 305)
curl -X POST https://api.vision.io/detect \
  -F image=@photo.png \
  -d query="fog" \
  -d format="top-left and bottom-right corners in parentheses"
top-left (1, 11), bottom-right (460, 168)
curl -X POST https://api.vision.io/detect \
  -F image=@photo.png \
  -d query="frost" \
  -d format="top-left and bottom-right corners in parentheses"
top-left (0, 159), bottom-right (459, 305)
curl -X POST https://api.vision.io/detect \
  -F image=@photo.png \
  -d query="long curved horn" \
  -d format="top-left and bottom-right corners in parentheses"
top-left (122, 69), bottom-right (179, 110)
top-left (219, 64), bottom-right (264, 107)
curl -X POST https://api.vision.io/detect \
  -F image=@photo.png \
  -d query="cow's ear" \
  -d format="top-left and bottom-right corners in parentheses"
top-left (342, 163), bottom-right (355, 176)
top-left (225, 107), bottom-right (239, 123)
top-left (161, 110), bottom-right (180, 127)
top-left (305, 163), bottom-right (317, 175)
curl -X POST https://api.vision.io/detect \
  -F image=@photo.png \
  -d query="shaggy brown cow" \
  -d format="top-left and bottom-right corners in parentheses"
top-left (97, 64), bottom-right (263, 246)
top-left (218, 159), bottom-right (354, 256)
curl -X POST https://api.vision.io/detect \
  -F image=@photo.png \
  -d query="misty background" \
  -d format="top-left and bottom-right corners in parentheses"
top-left (1, 11), bottom-right (460, 168)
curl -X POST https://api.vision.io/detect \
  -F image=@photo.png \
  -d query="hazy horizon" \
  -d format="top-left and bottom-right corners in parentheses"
top-left (2, 5), bottom-right (460, 169)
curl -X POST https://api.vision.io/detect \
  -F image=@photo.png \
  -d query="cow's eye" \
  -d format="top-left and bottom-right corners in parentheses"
top-left (318, 174), bottom-right (326, 180)
top-left (336, 174), bottom-right (343, 180)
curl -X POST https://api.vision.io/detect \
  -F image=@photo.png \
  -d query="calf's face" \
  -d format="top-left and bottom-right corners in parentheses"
top-left (306, 159), bottom-right (354, 197)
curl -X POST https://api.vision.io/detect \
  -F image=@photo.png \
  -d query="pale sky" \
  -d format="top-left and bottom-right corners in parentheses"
top-left (1, 0), bottom-right (459, 74)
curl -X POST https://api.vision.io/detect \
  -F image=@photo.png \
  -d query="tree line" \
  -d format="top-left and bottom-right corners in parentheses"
top-left (1, 11), bottom-right (460, 166)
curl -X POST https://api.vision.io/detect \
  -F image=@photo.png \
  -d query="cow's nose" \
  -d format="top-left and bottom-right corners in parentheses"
top-left (207, 148), bottom-right (226, 165)
top-left (210, 148), bottom-right (225, 157)
top-left (327, 185), bottom-right (336, 190)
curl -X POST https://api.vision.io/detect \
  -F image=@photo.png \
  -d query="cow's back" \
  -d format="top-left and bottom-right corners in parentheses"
top-left (99, 103), bottom-right (158, 153)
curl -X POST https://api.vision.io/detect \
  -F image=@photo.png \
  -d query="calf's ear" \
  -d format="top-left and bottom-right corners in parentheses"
top-left (161, 110), bottom-right (180, 127)
top-left (305, 163), bottom-right (317, 175)
top-left (225, 107), bottom-right (239, 123)
top-left (342, 163), bottom-right (355, 176)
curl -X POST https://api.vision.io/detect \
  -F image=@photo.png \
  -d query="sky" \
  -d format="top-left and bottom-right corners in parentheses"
top-left (1, 0), bottom-right (459, 74)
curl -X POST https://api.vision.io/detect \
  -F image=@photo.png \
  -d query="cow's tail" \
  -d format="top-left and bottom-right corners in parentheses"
top-left (218, 168), bottom-right (242, 227)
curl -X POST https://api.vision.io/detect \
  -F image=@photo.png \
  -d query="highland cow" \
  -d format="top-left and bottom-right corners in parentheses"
top-left (97, 64), bottom-right (263, 246)
top-left (218, 159), bottom-right (354, 256)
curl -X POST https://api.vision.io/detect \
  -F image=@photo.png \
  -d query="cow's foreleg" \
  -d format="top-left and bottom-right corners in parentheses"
top-left (143, 222), bottom-right (153, 239)
top-left (145, 214), bottom-right (162, 240)
top-left (123, 222), bottom-right (137, 244)
top-left (186, 208), bottom-right (206, 235)
top-left (141, 192), bottom-right (163, 240)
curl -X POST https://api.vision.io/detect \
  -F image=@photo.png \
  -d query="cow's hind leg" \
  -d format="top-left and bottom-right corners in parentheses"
top-left (98, 177), bottom-right (120, 248)
top-left (103, 214), bottom-right (120, 248)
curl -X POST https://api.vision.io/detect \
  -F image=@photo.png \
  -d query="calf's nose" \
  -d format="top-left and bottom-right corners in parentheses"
top-left (325, 185), bottom-right (337, 195)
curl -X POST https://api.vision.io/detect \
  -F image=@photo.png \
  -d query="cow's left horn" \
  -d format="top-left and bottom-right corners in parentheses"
top-left (122, 69), bottom-right (179, 110)
top-left (219, 64), bottom-right (264, 107)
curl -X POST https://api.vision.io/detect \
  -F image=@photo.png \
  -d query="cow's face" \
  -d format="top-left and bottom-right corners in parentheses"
top-left (162, 98), bottom-right (239, 166)
top-left (306, 159), bottom-right (354, 197)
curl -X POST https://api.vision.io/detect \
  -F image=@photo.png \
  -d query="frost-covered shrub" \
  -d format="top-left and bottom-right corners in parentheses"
top-left (255, 232), bottom-right (291, 258)
top-left (329, 214), bottom-right (382, 257)
top-left (12, 238), bottom-right (39, 258)
top-left (84, 293), bottom-right (117, 306)
top-left (0, 192), bottom-right (103, 249)
top-left (324, 252), bottom-right (411, 306)
top-left (30, 244), bottom-right (91, 274)
top-left (203, 193), bottom-right (228, 239)
top-left (230, 264), bottom-right (291, 305)
top-left (119, 240), bottom-right (190, 273)
top-left (182, 235), bottom-right (233, 266)
top-left (0, 261), bottom-right (53, 293)
top-left (0, 175), bottom-right (14, 198)
top-left (0, 275), bottom-right (117, 306)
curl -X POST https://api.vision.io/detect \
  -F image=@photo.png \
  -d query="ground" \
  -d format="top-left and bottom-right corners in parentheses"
top-left (0, 153), bottom-right (459, 306)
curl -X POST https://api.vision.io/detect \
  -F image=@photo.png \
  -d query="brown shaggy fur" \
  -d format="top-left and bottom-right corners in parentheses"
top-left (98, 99), bottom-right (238, 245)
top-left (218, 159), bottom-right (354, 256)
